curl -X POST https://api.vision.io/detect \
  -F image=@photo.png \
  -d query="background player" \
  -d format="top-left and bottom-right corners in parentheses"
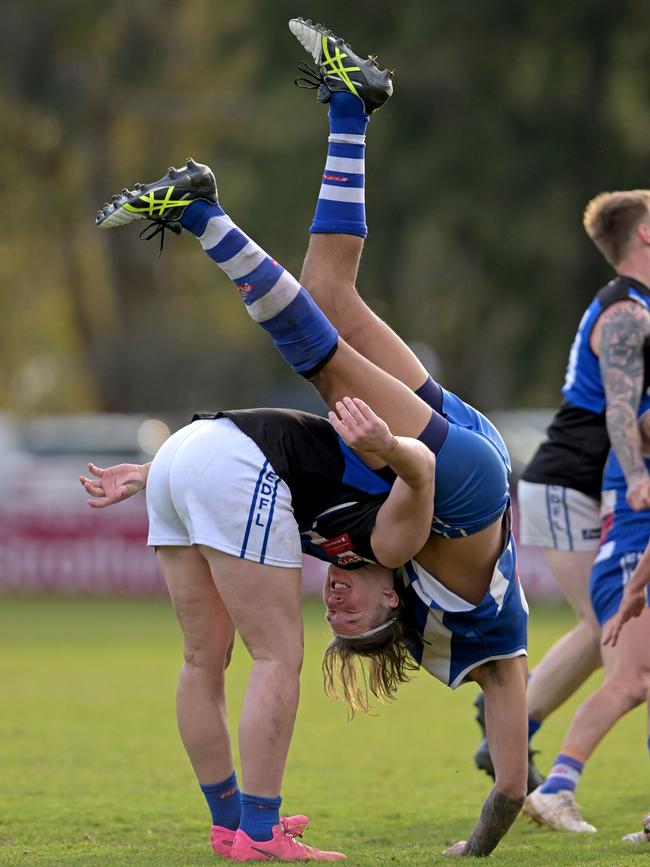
top-left (520, 191), bottom-right (650, 831)
top-left (475, 187), bottom-right (650, 793)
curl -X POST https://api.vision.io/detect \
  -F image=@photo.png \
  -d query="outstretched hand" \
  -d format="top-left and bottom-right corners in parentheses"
top-left (80, 462), bottom-right (147, 508)
top-left (329, 397), bottom-right (396, 456)
top-left (602, 586), bottom-right (646, 647)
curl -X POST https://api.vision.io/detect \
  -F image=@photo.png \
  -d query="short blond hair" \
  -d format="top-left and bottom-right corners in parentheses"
top-left (583, 190), bottom-right (650, 266)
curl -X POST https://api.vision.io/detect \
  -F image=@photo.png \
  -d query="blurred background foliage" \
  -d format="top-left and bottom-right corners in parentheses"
top-left (2, 0), bottom-right (650, 416)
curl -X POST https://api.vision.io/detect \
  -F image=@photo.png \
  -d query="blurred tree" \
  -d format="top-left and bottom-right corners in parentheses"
top-left (1, 0), bottom-right (649, 415)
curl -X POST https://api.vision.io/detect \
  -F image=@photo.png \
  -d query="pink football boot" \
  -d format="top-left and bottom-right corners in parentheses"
top-left (210, 824), bottom-right (237, 857)
top-left (211, 815), bottom-right (312, 858)
top-left (230, 816), bottom-right (346, 861)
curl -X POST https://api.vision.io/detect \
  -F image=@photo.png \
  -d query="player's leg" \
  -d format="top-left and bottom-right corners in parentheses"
top-left (524, 608), bottom-right (650, 832)
top-left (526, 548), bottom-right (601, 721)
top-left (156, 545), bottom-right (240, 854)
top-left (177, 197), bottom-right (434, 437)
top-left (97, 165), bottom-right (437, 441)
top-left (558, 608), bottom-right (650, 754)
top-left (199, 546), bottom-right (345, 862)
top-left (290, 19), bottom-right (432, 393)
top-left (519, 483), bottom-right (602, 723)
top-left (475, 483), bottom-right (601, 789)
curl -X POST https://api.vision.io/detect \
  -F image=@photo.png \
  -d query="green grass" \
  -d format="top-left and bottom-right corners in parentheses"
top-left (0, 597), bottom-right (647, 866)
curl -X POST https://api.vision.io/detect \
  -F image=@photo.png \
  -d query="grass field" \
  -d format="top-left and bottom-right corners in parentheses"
top-left (0, 597), bottom-right (647, 866)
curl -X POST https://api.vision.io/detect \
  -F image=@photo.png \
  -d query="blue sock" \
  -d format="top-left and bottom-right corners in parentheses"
top-left (311, 92), bottom-right (368, 238)
top-left (200, 771), bottom-right (241, 830)
top-left (239, 792), bottom-right (282, 842)
top-left (328, 91), bottom-right (369, 136)
top-left (540, 753), bottom-right (584, 794)
top-left (528, 717), bottom-right (542, 743)
top-left (180, 200), bottom-right (338, 376)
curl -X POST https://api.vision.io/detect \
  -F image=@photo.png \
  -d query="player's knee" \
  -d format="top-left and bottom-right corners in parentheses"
top-left (607, 675), bottom-right (646, 710)
top-left (585, 619), bottom-right (603, 647)
top-left (245, 641), bottom-right (304, 676)
top-left (182, 642), bottom-right (230, 681)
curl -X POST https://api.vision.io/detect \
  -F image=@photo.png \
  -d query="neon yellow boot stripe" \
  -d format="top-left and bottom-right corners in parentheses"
top-left (321, 36), bottom-right (360, 96)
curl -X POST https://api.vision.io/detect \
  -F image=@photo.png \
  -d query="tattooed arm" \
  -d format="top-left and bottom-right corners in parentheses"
top-left (443, 790), bottom-right (524, 857)
top-left (597, 300), bottom-right (650, 510)
top-left (443, 658), bottom-right (527, 857)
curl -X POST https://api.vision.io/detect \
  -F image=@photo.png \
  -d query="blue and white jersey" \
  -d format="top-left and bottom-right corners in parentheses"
top-left (397, 513), bottom-right (528, 687)
top-left (193, 397), bottom-right (511, 568)
top-left (563, 276), bottom-right (650, 413)
top-left (523, 275), bottom-right (650, 499)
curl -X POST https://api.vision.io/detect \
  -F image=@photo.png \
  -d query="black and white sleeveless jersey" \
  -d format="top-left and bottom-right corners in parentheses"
top-left (192, 408), bottom-right (390, 569)
top-left (522, 276), bottom-right (650, 500)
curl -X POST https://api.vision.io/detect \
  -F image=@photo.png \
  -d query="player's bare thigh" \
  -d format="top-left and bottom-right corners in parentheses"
top-left (310, 340), bottom-right (432, 438)
top-left (156, 545), bottom-right (236, 666)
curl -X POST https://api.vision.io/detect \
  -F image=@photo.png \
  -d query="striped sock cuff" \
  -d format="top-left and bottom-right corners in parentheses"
top-left (197, 212), bottom-right (338, 375)
top-left (198, 214), bottom-right (300, 322)
top-left (540, 753), bottom-right (584, 794)
top-left (311, 134), bottom-right (367, 237)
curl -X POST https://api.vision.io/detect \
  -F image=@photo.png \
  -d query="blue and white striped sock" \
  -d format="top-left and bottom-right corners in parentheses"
top-left (180, 200), bottom-right (338, 376)
top-left (539, 753), bottom-right (584, 794)
top-left (311, 92), bottom-right (368, 238)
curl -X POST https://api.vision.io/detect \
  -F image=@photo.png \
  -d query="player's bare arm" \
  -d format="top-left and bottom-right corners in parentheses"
top-left (597, 300), bottom-right (650, 509)
top-left (639, 408), bottom-right (650, 450)
top-left (443, 791), bottom-right (524, 857)
top-left (331, 397), bottom-right (435, 567)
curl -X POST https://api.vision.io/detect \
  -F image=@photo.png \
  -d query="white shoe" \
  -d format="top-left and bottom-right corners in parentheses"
top-left (522, 787), bottom-right (597, 833)
top-left (622, 813), bottom-right (650, 844)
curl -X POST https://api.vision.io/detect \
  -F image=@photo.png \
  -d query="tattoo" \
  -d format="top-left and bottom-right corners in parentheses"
top-left (599, 303), bottom-right (650, 483)
top-left (462, 789), bottom-right (524, 856)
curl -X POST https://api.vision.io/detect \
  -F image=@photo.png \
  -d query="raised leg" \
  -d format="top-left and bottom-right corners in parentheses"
top-left (300, 233), bottom-right (429, 391)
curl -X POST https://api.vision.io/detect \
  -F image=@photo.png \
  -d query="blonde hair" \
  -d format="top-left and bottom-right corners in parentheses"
top-left (583, 190), bottom-right (650, 266)
top-left (322, 605), bottom-right (419, 716)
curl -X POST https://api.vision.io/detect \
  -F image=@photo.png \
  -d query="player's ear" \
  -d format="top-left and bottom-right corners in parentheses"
top-left (381, 587), bottom-right (400, 609)
top-left (637, 221), bottom-right (650, 246)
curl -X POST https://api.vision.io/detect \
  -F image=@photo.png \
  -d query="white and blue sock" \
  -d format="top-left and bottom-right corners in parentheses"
top-left (180, 201), bottom-right (338, 376)
top-left (239, 792), bottom-right (282, 842)
top-left (539, 753), bottom-right (584, 794)
top-left (200, 771), bottom-right (241, 830)
top-left (311, 92), bottom-right (368, 238)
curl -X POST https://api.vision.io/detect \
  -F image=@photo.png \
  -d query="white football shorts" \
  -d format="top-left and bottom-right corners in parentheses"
top-left (517, 480), bottom-right (601, 552)
top-left (146, 417), bottom-right (303, 568)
